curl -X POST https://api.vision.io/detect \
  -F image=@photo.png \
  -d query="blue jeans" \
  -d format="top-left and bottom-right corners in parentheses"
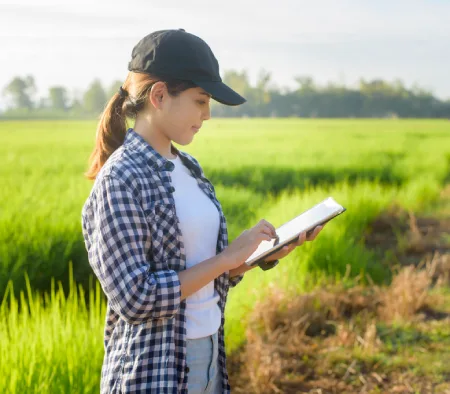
top-left (186, 331), bottom-right (222, 393)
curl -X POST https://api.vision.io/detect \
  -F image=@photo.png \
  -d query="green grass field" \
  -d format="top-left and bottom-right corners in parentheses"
top-left (1, 119), bottom-right (449, 393)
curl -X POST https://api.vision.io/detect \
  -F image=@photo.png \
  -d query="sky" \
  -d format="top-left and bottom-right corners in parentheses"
top-left (0, 0), bottom-right (449, 103)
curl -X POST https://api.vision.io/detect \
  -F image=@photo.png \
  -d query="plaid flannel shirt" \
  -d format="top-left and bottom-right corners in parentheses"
top-left (81, 128), bottom-right (244, 393)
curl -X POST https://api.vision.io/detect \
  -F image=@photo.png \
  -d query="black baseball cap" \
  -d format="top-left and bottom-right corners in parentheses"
top-left (128, 29), bottom-right (246, 106)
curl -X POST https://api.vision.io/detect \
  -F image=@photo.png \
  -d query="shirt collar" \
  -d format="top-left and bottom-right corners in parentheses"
top-left (123, 128), bottom-right (203, 177)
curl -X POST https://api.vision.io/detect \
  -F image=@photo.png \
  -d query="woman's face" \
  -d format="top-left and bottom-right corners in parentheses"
top-left (157, 86), bottom-right (212, 146)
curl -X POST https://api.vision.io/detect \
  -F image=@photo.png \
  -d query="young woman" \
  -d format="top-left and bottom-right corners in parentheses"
top-left (81, 29), bottom-right (323, 394)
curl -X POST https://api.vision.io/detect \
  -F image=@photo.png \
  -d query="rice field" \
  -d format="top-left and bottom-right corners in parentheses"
top-left (1, 119), bottom-right (449, 393)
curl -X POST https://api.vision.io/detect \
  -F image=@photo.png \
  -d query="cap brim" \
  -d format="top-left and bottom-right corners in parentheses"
top-left (192, 80), bottom-right (246, 106)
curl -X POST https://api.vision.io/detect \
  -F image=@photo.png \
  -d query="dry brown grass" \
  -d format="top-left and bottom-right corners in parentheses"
top-left (364, 205), bottom-right (450, 269)
top-left (228, 197), bottom-right (450, 393)
top-left (229, 256), bottom-right (450, 394)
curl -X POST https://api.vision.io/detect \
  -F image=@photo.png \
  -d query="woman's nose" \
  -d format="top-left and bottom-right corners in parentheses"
top-left (203, 106), bottom-right (211, 121)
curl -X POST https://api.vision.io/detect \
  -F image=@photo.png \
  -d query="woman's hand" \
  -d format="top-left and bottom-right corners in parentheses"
top-left (261, 225), bottom-right (325, 263)
top-left (220, 219), bottom-right (277, 270)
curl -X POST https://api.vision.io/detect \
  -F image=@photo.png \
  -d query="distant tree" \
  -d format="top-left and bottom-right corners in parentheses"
top-left (83, 79), bottom-right (107, 115)
top-left (254, 69), bottom-right (272, 105)
top-left (37, 97), bottom-right (49, 109)
top-left (2, 75), bottom-right (36, 110)
top-left (222, 70), bottom-right (251, 97)
top-left (68, 99), bottom-right (84, 117)
top-left (294, 75), bottom-right (316, 93)
top-left (213, 70), bottom-right (253, 116)
top-left (1, 71), bottom-right (449, 119)
top-left (48, 86), bottom-right (69, 111)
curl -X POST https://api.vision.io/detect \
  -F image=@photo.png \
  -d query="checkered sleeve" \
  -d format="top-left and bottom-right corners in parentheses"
top-left (84, 175), bottom-right (181, 324)
top-left (228, 272), bottom-right (244, 288)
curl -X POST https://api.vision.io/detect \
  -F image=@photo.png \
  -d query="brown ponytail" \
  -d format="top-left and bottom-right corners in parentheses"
top-left (84, 71), bottom-right (197, 180)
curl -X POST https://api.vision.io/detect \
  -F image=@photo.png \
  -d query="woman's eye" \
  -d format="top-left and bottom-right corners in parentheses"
top-left (197, 100), bottom-right (206, 105)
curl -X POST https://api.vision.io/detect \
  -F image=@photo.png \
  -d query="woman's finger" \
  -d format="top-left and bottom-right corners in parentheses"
top-left (271, 245), bottom-right (292, 260)
top-left (306, 225), bottom-right (323, 241)
top-left (258, 228), bottom-right (274, 241)
top-left (294, 231), bottom-right (307, 246)
top-left (259, 219), bottom-right (277, 238)
top-left (265, 223), bottom-right (277, 238)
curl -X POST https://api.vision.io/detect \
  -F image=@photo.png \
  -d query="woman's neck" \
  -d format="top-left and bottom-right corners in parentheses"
top-left (133, 116), bottom-right (176, 159)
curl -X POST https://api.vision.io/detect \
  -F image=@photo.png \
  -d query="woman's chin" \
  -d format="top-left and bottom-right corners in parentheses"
top-left (174, 134), bottom-right (195, 146)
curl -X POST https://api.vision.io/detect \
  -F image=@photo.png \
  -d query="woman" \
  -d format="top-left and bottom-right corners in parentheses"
top-left (81, 29), bottom-right (323, 394)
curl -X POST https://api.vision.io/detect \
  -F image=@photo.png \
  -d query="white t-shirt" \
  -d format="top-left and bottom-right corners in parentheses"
top-left (168, 154), bottom-right (222, 339)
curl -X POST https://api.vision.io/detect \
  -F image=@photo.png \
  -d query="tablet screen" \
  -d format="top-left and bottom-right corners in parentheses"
top-left (245, 197), bottom-right (345, 265)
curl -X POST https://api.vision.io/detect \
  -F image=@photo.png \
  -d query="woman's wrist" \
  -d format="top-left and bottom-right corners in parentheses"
top-left (214, 251), bottom-right (257, 278)
top-left (229, 262), bottom-right (256, 278)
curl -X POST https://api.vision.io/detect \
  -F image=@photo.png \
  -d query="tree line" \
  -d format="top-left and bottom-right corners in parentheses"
top-left (2, 70), bottom-right (450, 119)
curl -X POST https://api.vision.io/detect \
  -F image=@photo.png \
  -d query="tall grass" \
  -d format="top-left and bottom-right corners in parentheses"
top-left (2, 119), bottom-right (450, 298)
top-left (2, 119), bottom-right (450, 299)
top-left (1, 119), bottom-right (449, 392)
top-left (0, 264), bottom-right (105, 393)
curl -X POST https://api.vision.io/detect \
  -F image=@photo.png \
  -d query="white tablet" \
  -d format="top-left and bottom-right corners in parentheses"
top-left (245, 197), bottom-right (346, 267)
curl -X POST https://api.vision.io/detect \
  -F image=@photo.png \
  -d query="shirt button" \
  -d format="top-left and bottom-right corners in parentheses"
top-left (168, 186), bottom-right (175, 193)
top-left (186, 366), bottom-right (190, 373)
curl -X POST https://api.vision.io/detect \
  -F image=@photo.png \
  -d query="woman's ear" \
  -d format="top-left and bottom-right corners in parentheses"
top-left (148, 82), bottom-right (167, 109)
